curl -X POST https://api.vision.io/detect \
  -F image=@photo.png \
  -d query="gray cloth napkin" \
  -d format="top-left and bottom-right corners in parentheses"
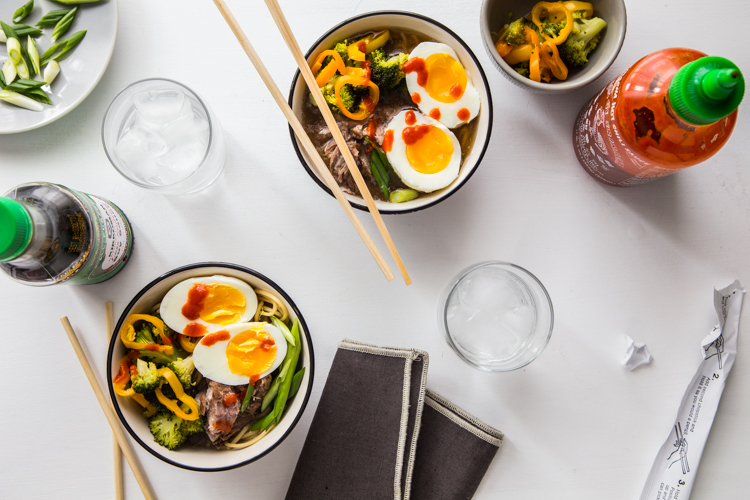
top-left (285, 339), bottom-right (503, 500)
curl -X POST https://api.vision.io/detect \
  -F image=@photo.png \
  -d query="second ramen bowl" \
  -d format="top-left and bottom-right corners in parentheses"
top-left (288, 11), bottom-right (494, 214)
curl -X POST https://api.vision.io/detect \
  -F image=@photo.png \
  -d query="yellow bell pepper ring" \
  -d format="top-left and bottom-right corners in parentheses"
top-left (156, 367), bottom-right (200, 421)
top-left (310, 50), bottom-right (346, 77)
top-left (177, 333), bottom-right (197, 353)
top-left (550, 1), bottom-right (593, 22)
top-left (355, 29), bottom-right (390, 54)
top-left (347, 42), bottom-right (367, 62)
top-left (131, 393), bottom-right (158, 416)
top-left (120, 314), bottom-right (174, 355)
top-left (503, 44), bottom-right (534, 65)
top-left (334, 75), bottom-right (380, 121)
top-left (531, 1), bottom-right (574, 45)
top-left (540, 40), bottom-right (568, 80)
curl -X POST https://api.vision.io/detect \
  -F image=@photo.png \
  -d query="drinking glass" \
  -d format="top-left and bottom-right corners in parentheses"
top-left (102, 78), bottom-right (226, 195)
top-left (438, 262), bottom-right (554, 371)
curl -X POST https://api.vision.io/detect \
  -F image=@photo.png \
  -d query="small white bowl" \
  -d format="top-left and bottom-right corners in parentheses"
top-left (107, 263), bottom-right (314, 471)
top-left (288, 11), bottom-right (494, 214)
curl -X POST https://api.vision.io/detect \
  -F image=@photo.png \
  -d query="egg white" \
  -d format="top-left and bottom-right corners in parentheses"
top-left (384, 110), bottom-right (461, 192)
top-left (405, 42), bottom-right (481, 129)
top-left (192, 322), bottom-right (288, 386)
top-left (159, 276), bottom-right (258, 335)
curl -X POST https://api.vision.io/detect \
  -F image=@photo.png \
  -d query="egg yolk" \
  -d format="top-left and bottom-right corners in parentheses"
top-left (424, 53), bottom-right (467, 103)
top-left (226, 328), bottom-right (277, 378)
top-left (182, 283), bottom-right (247, 325)
top-left (403, 124), bottom-right (453, 174)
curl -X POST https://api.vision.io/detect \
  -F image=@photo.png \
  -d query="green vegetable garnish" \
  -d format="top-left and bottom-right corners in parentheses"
top-left (27, 36), bottom-right (41, 76)
top-left (389, 189), bottom-right (418, 203)
top-left (40, 29), bottom-right (86, 64)
top-left (288, 367), bottom-right (306, 399)
top-left (261, 375), bottom-right (281, 412)
top-left (20, 87), bottom-right (51, 105)
top-left (13, 0), bottom-right (34, 24)
top-left (365, 137), bottom-right (391, 199)
top-left (51, 6), bottom-right (77, 42)
top-left (240, 382), bottom-right (255, 413)
top-left (36, 8), bottom-right (73, 27)
top-left (50, 0), bottom-right (101, 4)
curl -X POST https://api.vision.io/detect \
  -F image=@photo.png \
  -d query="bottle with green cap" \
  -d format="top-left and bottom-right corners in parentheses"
top-left (573, 48), bottom-right (744, 186)
top-left (0, 183), bottom-right (133, 286)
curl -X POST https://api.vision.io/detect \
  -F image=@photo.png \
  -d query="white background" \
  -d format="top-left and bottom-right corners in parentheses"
top-left (1, 0), bottom-right (748, 498)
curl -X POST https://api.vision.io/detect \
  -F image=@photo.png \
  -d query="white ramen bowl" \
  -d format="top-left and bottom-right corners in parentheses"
top-left (288, 11), bottom-right (494, 214)
top-left (107, 263), bottom-right (314, 471)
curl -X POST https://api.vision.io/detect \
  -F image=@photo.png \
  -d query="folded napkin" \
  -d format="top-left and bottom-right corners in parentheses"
top-left (286, 339), bottom-right (503, 500)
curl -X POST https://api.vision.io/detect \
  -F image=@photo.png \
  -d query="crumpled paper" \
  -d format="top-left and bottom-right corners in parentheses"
top-left (622, 335), bottom-right (653, 371)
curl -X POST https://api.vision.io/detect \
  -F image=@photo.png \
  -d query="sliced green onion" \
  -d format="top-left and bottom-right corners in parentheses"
top-left (389, 189), bottom-right (419, 203)
top-left (43, 59), bottom-right (59, 85)
top-left (51, 6), bottom-right (76, 42)
top-left (12, 24), bottom-right (42, 38)
top-left (7, 37), bottom-right (22, 64)
top-left (2, 60), bottom-right (17, 85)
top-left (365, 137), bottom-right (391, 199)
top-left (15, 57), bottom-right (29, 80)
top-left (13, 0), bottom-right (34, 24)
top-left (0, 89), bottom-right (43, 111)
top-left (26, 36), bottom-right (40, 76)
top-left (1, 21), bottom-right (20, 42)
top-left (288, 367), bottom-right (306, 399)
top-left (40, 29), bottom-right (85, 64)
top-left (261, 376), bottom-right (281, 412)
top-left (240, 383), bottom-right (255, 413)
top-left (271, 316), bottom-right (295, 347)
top-left (4, 78), bottom-right (45, 92)
top-left (20, 87), bottom-right (51, 105)
top-left (35, 8), bottom-right (72, 27)
top-left (50, 0), bottom-right (101, 3)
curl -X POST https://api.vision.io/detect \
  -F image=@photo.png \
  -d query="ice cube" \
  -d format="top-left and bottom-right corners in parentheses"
top-left (464, 310), bottom-right (520, 360)
top-left (498, 304), bottom-right (536, 342)
top-left (160, 114), bottom-right (209, 149)
top-left (115, 127), bottom-right (169, 181)
top-left (156, 142), bottom-right (206, 184)
top-left (458, 269), bottom-right (520, 312)
top-left (133, 90), bottom-right (188, 125)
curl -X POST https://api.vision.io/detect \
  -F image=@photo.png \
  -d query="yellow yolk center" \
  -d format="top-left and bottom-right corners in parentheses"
top-left (424, 53), bottom-right (467, 103)
top-left (199, 284), bottom-right (247, 325)
top-left (405, 125), bottom-right (454, 174)
top-left (226, 328), bottom-right (277, 378)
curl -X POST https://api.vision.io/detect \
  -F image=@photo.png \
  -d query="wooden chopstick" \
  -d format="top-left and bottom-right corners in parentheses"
top-left (212, 0), bottom-right (394, 282)
top-left (106, 303), bottom-right (125, 500)
top-left (60, 317), bottom-right (157, 500)
top-left (261, 0), bottom-right (412, 285)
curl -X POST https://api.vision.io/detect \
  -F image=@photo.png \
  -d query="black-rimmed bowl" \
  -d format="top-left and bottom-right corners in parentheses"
top-left (106, 263), bottom-right (314, 472)
top-left (288, 11), bottom-right (493, 214)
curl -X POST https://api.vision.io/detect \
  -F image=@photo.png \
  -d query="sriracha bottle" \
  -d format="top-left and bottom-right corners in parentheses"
top-left (573, 49), bottom-right (744, 186)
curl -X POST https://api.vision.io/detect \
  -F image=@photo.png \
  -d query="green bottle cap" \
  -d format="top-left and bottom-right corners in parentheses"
top-left (0, 197), bottom-right (33, 262)
top-left (669, 56), bottom-right (745, 125)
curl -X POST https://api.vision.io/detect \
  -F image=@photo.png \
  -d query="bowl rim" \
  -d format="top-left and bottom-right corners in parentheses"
top-left (479, 0), bottom-right (628, 92)
top-left (287, 10), bottom-right (494, 215)
top-left (106, 262), bottom-right (315, 472)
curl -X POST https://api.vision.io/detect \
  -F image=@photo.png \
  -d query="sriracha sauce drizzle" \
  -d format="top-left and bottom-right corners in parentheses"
top-left (402, 125), bottom-right (432, 145)
top-left (181, 284), bottom-right (209, 320)
top-left (383, 130), bottom-right (394, 153)
top-left (201, 330), bottom-right (230, 347)
top-left (403, 57), bottom-right (427, 86)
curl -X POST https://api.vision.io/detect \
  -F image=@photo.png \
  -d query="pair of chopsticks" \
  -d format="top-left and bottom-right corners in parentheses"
top-left (61, 308), bottom-right (156, 500)
top-left (213, 0), bottom-right (411, 285)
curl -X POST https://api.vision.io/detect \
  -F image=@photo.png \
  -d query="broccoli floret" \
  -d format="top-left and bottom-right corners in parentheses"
top-left (367, 48), bottom-right (408, 91)
top-left (559, 17), bottom-right (606, 67)
top-left (334, 41), bottom-right (351, 66)
top-left (138, 347), bottom-right (184, 366)
top-left (572, 9), bottom-right (589, 20)
top-left (131, 358), bottom-right (161, 394)
top-left (514, 61), bottom-right (530, 77)
top-left (541, 20), bottom-right (566, 39)
top-left (168, 356), bottom-right (195, 390)
top-left (142, 391), bottom-right (168, 415)
top-left (148, 412), bottom-right (187, 450)
top-left (179, 405), bottom-right (205, 437)
top-left (312, 76), bottom-right (369, 114)
top-left (134, 323), bottom-right (156, 345)
top-left (505, 18), bottom-right (536, 46)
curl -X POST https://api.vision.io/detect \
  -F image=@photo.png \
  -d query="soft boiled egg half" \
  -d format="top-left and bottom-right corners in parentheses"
top-left (192, 322), bottom-right (287, 386)
top-left (404, 42), bottom-right (480, 129)
top-left (383, 109), bottom-right (461, 192)
top-left (159, 276), bottom-right (258, 337)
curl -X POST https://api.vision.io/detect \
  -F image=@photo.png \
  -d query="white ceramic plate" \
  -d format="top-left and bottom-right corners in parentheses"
top-left (0, 0), bottom-right (117, 134)
top-left (107, 263), bottom-right (315, 471)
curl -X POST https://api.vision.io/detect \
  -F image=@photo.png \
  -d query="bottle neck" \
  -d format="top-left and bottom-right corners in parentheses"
top-left (5, 202), bottom-right (52, 265)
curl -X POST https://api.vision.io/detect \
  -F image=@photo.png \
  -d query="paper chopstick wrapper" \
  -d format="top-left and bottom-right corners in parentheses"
top-left (639, 280), bottom-right (744, 500)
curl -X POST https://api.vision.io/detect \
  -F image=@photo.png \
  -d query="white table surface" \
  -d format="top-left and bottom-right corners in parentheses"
top-left (1, 0), bottom-right (748, 498)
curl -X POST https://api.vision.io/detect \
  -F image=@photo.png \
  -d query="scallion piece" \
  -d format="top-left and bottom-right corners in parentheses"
top-left (35, 8), bottom-right (72, 27)
top-left (12, 24), bottom-right (42, 38)
top-left (13, 0), bottom-right (34, 24)
top-left (271, 316), bottom-right (296, 347)
top-left (240, 383), bottom-right (255, 413)
top-left (288, 367), bottom-right (306, 399)
top-left (43, 59), bottom-right (59, 85)
top-left (260, 376), bottom-right (281, 412)
top-left (1, 21), bottom-right (20, 42)
top-left (50, 0), bottom-right (101, 4)
top-left (20, 87), bottom-right (51, 105)
top-left (365, 137), bottom-right (392, 199)
top-left (51, 6), bottom-right (76, 42)
top-left (15, 57), bottom-right (29, 79)
top-left (26, 36), bottom-right (40, 75)
top-left (0, 89), bottom-right (43, 111)
top-left (389, 189), bottom-right (418, 203)
top-left (6, 37), bottom-right (22, 64)
top-left (40, 29), bottom-right (85, 64)
top-left (4, 78), bottom-right (45, 92)
top-left (2, 60), bottom-right (17, 85)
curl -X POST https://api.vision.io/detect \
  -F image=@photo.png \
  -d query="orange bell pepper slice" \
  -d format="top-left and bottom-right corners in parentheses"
top-left (334, 74), bottom-right (380, 121)
top-left (540, 40), bottom-right (568, 80)
top-left (524, 27), bottom-right (542, 83)
top-left (495, 38), bottom-right (513, 58)
top-left (531, 1), bottom-right (574, 45)
top-left (310, 50), bottom-right (346, 79)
